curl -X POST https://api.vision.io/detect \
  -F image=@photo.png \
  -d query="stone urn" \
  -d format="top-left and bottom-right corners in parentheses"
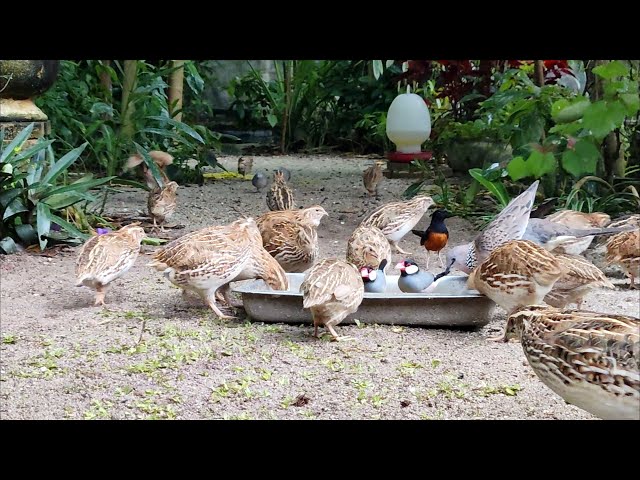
top-left (0, 60), bottom-right (60, 141)
top-left (444, 139), bottom-right (513, 173)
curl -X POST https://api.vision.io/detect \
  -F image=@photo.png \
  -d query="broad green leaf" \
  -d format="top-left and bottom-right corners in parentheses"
top-left (42, 176), bottom-right (115, 197)
top-left (551, 98), bottom-right (590, 123)
top-left (42, 191), bottom-right (95, 210)
top-left (582, 100), bottom-right (626, 140)
top-left (9, 139), bottom-right (54, 165)
top-left (90, 102), bottom-right (114, 117)
top-left (2, 197), bottom-right (28, 220)
top-left (41, 210), bottom-right (90, 241)
top-left (146, 115), bottom-right (205, 144)
top-left (402, 180), bottom-right (426, 199)
top-left (133, 143), bottom-right (164, 189)
top-left (526, 150), bottom-right (557, 178)
top-left (385, 60), bottom-right (395, 68)
top-left (0, 236), bottom-right (18, 254)
top-left (561, 139), bottom-right (600, 177)
top-left (40, 143), bottom-right (89, 186)
top-left (619, 93), bottom-right (640, 116)
top-left (593, 60), bottom-right (629, 79)
top-left (25, 151), bottom-right (45, 187)
top-left (506, 156), bottom-right (529, 181)
top-left (0, 123), bottom-right (34, 164)
top-left (36, 202), bottom-right (51, 250)
top-left (372, 60), bottom-right (383, 80)
top-left (468, 168), bottom-right (510, 207)
top-left (549, 122), bottom-right (583, 136)
top-left (0, 188), bottom-right (22, 208)
top-left (510, 114), bottom-right (545, 149)
top-left (15, 223), bottom-right (37, 245)
top-left (266, 114), bottom-right (278, 128)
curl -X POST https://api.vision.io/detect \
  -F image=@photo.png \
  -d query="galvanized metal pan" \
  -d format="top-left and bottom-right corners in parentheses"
top-left (232, 274), bottom-right (495, 328)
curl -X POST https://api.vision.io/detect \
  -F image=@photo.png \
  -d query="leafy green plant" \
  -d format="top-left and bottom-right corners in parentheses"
top-left (36, 60), bottom-right (221, 181)
top-left (468, 165), bottom-right (511, 208)
top-left (0, 124), bottom-right (113, 252)
top-left (228, 60), bottom-right (401, 153)
top-left (551, 61), bottom-right (639, 179)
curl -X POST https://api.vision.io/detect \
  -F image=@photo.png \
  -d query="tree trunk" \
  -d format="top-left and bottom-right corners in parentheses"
top-left (534, 60), bottom-right (545, 87)
top-left (533, 61), bottom-right (546, 142)
top-left (120, 60), bottom-right (138, 142)
top-left (168, 60), bottom-right (185, 122)
top-left (591, 60), bottom-right (625, 180)
top-left (281, 60), bottom-right (292, 154)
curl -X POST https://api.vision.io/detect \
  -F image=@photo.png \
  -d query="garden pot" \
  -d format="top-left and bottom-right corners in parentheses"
top-left (0, 60), bottom-right (60, 131)
top-left (444, 140), bottom-right (512, 173)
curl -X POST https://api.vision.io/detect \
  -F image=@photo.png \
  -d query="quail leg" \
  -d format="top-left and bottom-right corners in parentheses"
top-left (94, 284), bottom-right (107, 307)
top-left (390, 240), bottom-right (411, 255)
top-left (206, 295), bottom-right (237, 320)
top-left (220, 284), bottom-right (244, 308)
top-left (327, 324), bottom-right (353, 342)
top-left (438, 250), bottom-right (445, 269)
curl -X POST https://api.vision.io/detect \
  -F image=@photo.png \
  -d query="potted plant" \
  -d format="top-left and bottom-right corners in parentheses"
top-left (435, 118), bottom-right (512, 173)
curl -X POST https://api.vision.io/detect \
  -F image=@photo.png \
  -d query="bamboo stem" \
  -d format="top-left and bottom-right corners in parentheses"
top-left (120, 60), bottom-right (138, 142)
top-left (99, 60), bottom-right (112, 100)
top-left (168, 60), bottom-right (185, 122)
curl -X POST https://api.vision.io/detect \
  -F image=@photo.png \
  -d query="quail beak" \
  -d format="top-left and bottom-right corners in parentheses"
top-left (395, 261), bottom-right (406, 271)
top-left (360, 268), bottom-right (370, 280)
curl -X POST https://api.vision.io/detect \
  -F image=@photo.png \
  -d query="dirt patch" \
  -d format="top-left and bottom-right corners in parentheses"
top-left (1, 154), bottom-right (637, 420)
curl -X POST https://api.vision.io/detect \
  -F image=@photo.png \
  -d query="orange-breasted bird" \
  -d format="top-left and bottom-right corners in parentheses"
top-left (412, 209), bottom-right (453, 269)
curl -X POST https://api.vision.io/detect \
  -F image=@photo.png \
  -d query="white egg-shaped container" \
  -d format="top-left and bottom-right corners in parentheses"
top-left (386, 93), bottom-right (431, 153)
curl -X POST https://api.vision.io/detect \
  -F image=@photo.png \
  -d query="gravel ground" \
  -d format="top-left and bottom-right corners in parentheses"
top-left (1, 154), bottom-right (638, 420)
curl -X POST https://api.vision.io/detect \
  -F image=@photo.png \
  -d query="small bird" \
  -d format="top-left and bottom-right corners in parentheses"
top-left (544, 210), bottom-right (611, 255)
top-left (412, 209), bottom-right (453, 269)
top-left (362, 161), bottom-right (384, 197)
top-left (238, 156), bottom-right (254, 176)
top-left (544, 254), bottom-right (615, 309)
top-left (360, 259), bottom-right (388, 293)
top-left (75, 223), bottom-right (146, 306)
top-left (125, 150), bottom-right (173, 189)
top-left (147, 181), bottom-right (179, 232)
top-left (148, 217), bottom-right (288, 319)
top-left (266, 170), bottom-right (295, 211)
top-left (300, 258), bottom-right (365, 341)
top-left (605, 229), bottom-right (640, 289)
top-left (496, 304), bottom-right (639, 420)
top-left (467, 240), bottom-right (566, 315)
top-left (360, 195), bottom-right (435, 255)
top-left (275, 167), bottom-right (291, 182)
top-left (447, 181), bottom-right (540, 274)
top-left (256, 206), bottom-right (328, 273)
top-left (346, 225), bottom-right (391, 273)
top-left (252, 172), bottom-right (268, 193)
top-left (396, 259), bottom-right (435, 293)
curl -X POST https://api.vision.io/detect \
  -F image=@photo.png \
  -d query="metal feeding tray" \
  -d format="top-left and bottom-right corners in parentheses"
top-left (232, 274), bottom-right (495, 328)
